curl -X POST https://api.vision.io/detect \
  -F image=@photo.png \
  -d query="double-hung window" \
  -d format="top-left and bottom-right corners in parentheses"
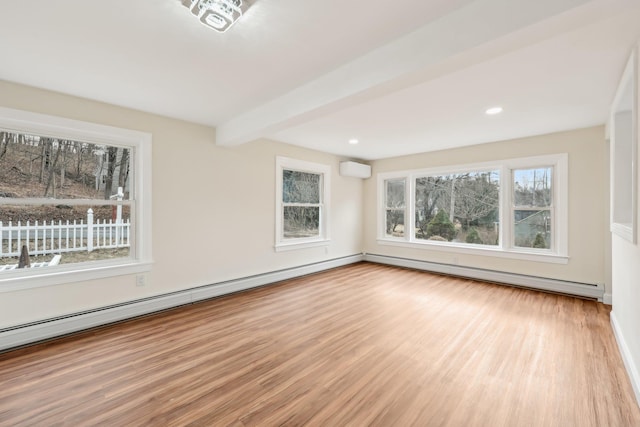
top-left (377, 154), bottom-right (568, 263)
top-left (275, 156), bottom-right (330, 251)
top-left (384, 178), bottom-right (406, 238)
top-left (0, 107), bottom-right (152, 290)
top-left (512, 167), bottom-right (553, 250)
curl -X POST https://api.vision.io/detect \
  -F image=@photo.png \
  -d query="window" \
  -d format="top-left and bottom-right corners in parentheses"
top-left (512, 167), bottom-right (552, 249)
top-left (414, 170), bottom-right (500, 246)
top-left (275, 157), bottom-right (330, 251)
top-left (0, 107), bottom-right (152, 290)
top-left (384, 178), bottom-right (406, 238)
top-left (377, 154), bottom-right (568, 263)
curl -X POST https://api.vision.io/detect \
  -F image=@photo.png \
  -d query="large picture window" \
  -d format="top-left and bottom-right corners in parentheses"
top-left (275, 157), bottom-right (330, 251)
top-left (0, 107), bottom-right (152, 290)
top-left (415, 170), bottom-right (500, 245)
top-left (377, 154), bottom-right (568, 263)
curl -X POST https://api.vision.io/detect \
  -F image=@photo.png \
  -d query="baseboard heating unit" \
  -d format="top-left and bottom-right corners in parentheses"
top-left (363, 254), bottom-right (604, 301)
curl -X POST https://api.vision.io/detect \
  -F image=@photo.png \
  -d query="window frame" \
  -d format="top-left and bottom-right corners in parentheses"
top-left (609, 47), bottom-right (637, 243)
top-left (377, 154), bottom-right (568, 264)
top-left (383, 177), bottom-right (407, 239)
top-left (275, 156), bottom-right (331, 251)
top-left (511, 166), bottom-right (554, 252)
top-left (0, 107), bottom-right (152, 291)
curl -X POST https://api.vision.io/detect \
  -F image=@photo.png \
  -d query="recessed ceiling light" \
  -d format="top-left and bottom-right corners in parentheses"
top-left (485, 106), bottom-right (503, 115)
top-left (348, 139), bottom-right (359, 145)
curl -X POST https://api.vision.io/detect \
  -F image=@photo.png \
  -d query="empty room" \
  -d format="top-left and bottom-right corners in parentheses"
top-left (1, 0), bottom-right (640, 425)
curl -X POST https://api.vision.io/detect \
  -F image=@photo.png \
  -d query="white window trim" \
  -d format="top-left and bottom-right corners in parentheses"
top-left (0, 107), bottom-right (152, 291)
top-left (275, 156), bottom-right (331, 251)
top-left (377, 154), bottom-right (568, 264)
top-left (609, 47), bottom-right (637, 243)
top-left (379, 173), bottom-right (409, 242)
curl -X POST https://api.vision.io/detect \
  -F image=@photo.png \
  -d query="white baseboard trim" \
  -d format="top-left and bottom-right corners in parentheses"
top-left (611, 311), bottom-right (640, 407)
top-left (189, 254), bottom-right (363, 303)
top-left (603, 293), bottom-right (612, 305)
top-left (0, 254), bottom-right (364, 352)
top-left (363, 254), bottom-right (604, 300)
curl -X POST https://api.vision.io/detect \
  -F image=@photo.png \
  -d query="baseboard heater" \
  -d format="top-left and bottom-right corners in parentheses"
top-left (0, 254), bottom-right (364, 353)
top-left (364, 254), bottom-right (604, 300)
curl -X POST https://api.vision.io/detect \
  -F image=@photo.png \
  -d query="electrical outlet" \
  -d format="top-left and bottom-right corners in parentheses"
top-left (136, 275), bottom-right (146, 287)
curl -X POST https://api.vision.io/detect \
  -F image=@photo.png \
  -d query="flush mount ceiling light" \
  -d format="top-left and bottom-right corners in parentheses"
top-left (180, 0), bottom-right (250, 32)
top-left (485, 106), bottom-right (503, 115)
top-left (348, 139), bottom-right (359, 145)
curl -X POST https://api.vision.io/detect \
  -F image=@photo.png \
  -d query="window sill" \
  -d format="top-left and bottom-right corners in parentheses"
top-left (275, 239), bottom-right (331, 252)
top-left (0, 260), bottom-right (153, 292)
top-left (376, 238), bottom-right (569, 264)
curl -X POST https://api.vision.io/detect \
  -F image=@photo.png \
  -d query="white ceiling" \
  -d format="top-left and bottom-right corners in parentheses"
top-left (1, 0), bottom-right (639, 160)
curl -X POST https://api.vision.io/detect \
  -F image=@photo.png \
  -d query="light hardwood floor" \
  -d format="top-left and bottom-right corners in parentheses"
top-left (0, 262), bottom-right (638, 426)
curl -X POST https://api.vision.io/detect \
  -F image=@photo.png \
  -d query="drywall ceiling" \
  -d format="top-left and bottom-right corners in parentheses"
top-left (1, 0), bottom-right (639, 160)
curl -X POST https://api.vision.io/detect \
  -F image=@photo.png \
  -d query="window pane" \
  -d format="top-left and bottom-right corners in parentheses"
top-left (415, 171), bottom-right (499, 245)
top-left (0, 204), bottom-right (131, 269)
top-left (385, 209), bottom-right (405, 237)
top-left (385, 178), bottom-right (405, 208)
top-left (282, 170), bottom-right (320, 204)
top-left (514, 209), bottom-right (551, 249)
top-left (0, 131), bottom-right (131, 200)
top-left (415, 175), bottom-right (451, 240)
top-left (513, 167), bottom-right (552, 207)
top-left (283, 206), bottom-right (319, 239)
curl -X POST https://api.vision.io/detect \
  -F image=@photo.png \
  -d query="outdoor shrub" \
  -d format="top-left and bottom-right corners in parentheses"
top-left (428, 235), bottom-right (447, 241)
top-left (426, 211), bottom-right (456, 241)
top-left (533, 232), bottom-right (547, 249)
top-left (465, 227), bottom-right (483, 244)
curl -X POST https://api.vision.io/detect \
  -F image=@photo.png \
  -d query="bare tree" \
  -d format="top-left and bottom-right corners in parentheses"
top-left (59, 140), bottom-right (68, 189)
top-left (103, 146), bottom-right (118, 199)
top-left (415, 176), bottom-right (448, 235)
top-left (118, 148), bottom-right (130, 190)
top-left (0, 131), bottom-right (10, 161)
top-left (448, 175), bottom-right (457, 222)
top-left (283, 170), bottom-right (321, 237)
top-left (43, 140), bottom-right (64, 197)
top-left (453, 173), bottom-right (499, 228)
top-left (39, 138), bottom-right (53, 183)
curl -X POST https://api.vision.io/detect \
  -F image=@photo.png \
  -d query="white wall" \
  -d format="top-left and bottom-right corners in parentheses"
top-left (0, 79), bottom-right (623, 360)
top-left (0, 81), bottom-right (363, 329)
top-left (363, 126), bottom-right (608, 288)
top-left (610, 43), bottom-right (640, 403)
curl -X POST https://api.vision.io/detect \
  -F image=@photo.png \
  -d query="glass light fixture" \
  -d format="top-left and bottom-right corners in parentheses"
top-left (181, 0), bottom-right (250, 32)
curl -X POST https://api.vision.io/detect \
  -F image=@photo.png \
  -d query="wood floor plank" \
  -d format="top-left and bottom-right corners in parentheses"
top-left (0, 262), bottom-right (638, 426)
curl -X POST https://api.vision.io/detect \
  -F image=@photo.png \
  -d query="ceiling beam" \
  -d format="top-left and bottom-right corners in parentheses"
top-left (215, 0), bottom-right (600, 147)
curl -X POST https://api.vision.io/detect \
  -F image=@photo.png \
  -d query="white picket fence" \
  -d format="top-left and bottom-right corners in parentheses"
top-left (0, 209), bottom-right (130, 257)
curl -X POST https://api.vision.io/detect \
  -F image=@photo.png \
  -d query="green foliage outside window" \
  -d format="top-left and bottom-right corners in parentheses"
top-left (426, 211), bottom-right (456, 241)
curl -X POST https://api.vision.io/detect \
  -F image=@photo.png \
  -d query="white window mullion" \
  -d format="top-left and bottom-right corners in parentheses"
top-left (408, 175), bottom-right (415, 242)
top-left (501, 165), bottom-right (511, 250)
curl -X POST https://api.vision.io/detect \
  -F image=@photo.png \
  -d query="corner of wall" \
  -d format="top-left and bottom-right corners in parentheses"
top-left (611, 311), bottom-right (640, 407)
